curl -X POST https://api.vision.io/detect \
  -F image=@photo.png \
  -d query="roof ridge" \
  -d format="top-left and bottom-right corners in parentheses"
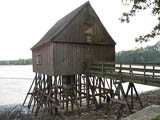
top-left (50, 1), bottom-right (90, 41)
top-left (87, 3), bottom-right (116, 45)
top-left (31, 1), bottom-right (89, 49)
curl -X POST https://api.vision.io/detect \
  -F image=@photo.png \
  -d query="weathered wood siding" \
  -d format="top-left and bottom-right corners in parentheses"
top-left (32, 42), bottom-right (54, 75)
top-left (51, 4), bottom-right (115, 75)
top-left (32, 4), bottom-right (115, 76)
top-left (53, 43), bottom-right (115, 75)
top-left (54, 5), bottom-right (114, 45)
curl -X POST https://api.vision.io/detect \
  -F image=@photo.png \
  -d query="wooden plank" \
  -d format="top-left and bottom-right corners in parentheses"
top-left (90, 65), bottom-right (160, 74)
top-left (99, 77), bottom-right (102, 107)
top-left (92, 62), bottom-right (160, 66)
top-left (86, 76), bottom-right (90, 109)
top-left (79, 74), bottom-right (82, 107)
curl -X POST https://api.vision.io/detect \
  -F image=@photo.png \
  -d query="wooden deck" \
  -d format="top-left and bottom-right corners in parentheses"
top-left (85, 62), bottom-right (160, 87)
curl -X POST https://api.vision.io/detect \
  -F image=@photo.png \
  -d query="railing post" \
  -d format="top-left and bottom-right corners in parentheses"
top-left (120, 63), bottom-right (122, 72)
top-left (153, 65), bottom-right (155, 79)
top-left (129, 64), bottom-right (131, 75)
top-left (144, 64), bottom-right (146, 84)
top-left (120, 63), bottom-right (122, 81)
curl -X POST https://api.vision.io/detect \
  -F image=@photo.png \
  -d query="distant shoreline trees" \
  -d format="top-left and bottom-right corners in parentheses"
top-left (116, 41), bottom-right (160, 63)
top-left (0, 58), bottom-right (32, 65)
top-left (1, 41), bottom-right (160, 65)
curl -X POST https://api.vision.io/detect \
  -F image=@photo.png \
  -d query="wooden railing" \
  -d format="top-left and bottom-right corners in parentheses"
top-left (85, 62), bottom-right (160, 87)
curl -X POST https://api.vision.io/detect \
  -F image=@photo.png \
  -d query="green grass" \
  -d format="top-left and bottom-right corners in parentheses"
top-left (152, 114), bottom-right (160, 120)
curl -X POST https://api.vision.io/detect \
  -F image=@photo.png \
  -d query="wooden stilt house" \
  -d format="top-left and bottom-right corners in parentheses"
top-left (31, 1), bottom-right (116, 76)
top-left (24, 1), bottom-right (116, 116)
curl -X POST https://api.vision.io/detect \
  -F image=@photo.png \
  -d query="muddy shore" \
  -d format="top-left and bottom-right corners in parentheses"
top-left (0, 89), bottom-right (160, 120)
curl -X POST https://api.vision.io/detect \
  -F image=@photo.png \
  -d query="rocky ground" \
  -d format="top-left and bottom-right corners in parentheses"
top-left (0, 89), bottom-right (160, 120)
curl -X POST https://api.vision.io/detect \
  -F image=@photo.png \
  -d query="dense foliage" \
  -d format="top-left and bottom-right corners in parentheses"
top-left (0, 59), bottom-right (32, 65)
top-left (116, 41), bottom-right (160, 62)
top-left (121, 0), bottom-right (160, 42)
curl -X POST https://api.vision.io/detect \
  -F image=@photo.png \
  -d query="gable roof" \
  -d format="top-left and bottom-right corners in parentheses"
top-left (31, 1), bottom-right (116, 50)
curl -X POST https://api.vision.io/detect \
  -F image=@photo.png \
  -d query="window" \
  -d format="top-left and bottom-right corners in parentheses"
top-left (36, 54), bottom-right (41, 65)
top-left (84, 23), bottom-right (93, 42)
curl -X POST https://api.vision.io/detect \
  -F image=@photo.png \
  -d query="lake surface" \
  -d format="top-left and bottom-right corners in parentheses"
top-left (0, 65), bottom-right (159, 105)
top-left (0, 65), bottom-right (34, 105)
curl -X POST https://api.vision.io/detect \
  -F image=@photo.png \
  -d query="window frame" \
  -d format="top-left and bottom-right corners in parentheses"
top-left (84, 23), bottom-right (93, 43)
top-left (36, 54), bottom-right (42, 65)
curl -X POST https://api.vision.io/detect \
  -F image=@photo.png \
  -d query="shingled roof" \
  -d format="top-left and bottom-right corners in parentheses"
top-left (32, 1), bottom-right (115, 49)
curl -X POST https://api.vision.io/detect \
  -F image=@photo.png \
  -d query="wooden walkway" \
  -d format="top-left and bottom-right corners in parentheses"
top-left (24, 62), bottom-right (160, 117)
top-left (86, 62), bottom-right (160, 87)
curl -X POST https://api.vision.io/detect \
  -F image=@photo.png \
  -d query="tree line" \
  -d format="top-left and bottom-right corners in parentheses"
top-left (1, 41), bottom-right (160, 65)
top-left (0, 59), bottom-right (32, 65)
top-left (116, 41), bottom-right (160, 63)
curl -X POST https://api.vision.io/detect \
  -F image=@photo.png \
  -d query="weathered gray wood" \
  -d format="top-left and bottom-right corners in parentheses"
top-left (86, 62), bottom-right (160, 87)
top-left (23, 73), bottom-right (37, 106)
top-left (32, 2), bottom-right (115, 76)
top-left (32, 42), bottom-right (54, 75)
top-left (99, 77), bottom-right (102, 107)
top-left (86, 76), bottom-right (90, 109)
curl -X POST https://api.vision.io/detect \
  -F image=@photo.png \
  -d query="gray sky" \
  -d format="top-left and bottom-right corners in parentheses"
top-left (0, 0), bottom-right (158, 60)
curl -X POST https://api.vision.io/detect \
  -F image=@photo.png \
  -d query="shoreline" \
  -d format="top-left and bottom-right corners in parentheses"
top-left (0, 89), bottom-right (160, 120)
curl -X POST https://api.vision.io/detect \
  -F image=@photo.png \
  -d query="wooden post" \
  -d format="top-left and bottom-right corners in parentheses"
top-left (103, 78), bottom-right (105, 101)
top-left (119, 82), bottom-right (131, 112)
top-left (131, 83), bottom-right (133, 109)
top-left (62, 78), bottom-right (65, 109)
top-left (71, 78), bottom-right (74, 111)
top-left (28, 74), bottom-right (39, 109)
top-left (110, 79), bottom-right (113, 98)
top-left (86, 76), bottom-right (90, 110)
top-left (71, 100), bottom-right (74, 111)
top-left (119, 63), bottom-right (122, 99)
top-left (99, 77), bottom-right (102, 107)
top-left (75, 74), bottom-right (78, 97)
top-left (89, 78), bottom-right (98, 107)
top-left (23, 73), bottom-right (37, 106)
top-left (59, 76), bottom-right (62, 101)
top-left (66, 96), bottom-right (69, 112)
top-left (84, 77), bottom-right (86, 94)
top-left (43, 74), bottom-right (46, 90)
top-left (79, 74), bottom-right (82, 107)
top-left (133, 84), bottom-right (143, 108)
top-left (153, 65), bottom-right (155, 79)
top-left (144, 64), bottom-right (146, 84)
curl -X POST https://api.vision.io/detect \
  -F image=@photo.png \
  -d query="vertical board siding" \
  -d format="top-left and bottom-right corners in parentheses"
top-left (32, 42), bottom-right (53, 75)
top-left (53, 43), bottom-right (114, 76)
top-left (52, 6), bottom-right (115, 76)
top-left (54, 7), bottom-right (113, 45)
top-left (32, 4), bottom-right (115, 76)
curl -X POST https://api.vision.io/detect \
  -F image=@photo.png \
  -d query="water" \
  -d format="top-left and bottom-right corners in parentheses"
top-left (0, 65), bottom-right (34, 105)
top-left (0, 65), bottom-right (159, 105)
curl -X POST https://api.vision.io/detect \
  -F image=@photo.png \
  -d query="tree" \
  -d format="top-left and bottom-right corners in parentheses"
top-left (0, 59), bottom-right (32, 65)
top-left (120, 0), bottom-right (160, 42)
top-left (116, 41), bottom-right (160, 62)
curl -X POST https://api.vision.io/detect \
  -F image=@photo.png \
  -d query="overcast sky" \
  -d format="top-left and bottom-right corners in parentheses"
top-left (0, 0), bottom-right (158, 60)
